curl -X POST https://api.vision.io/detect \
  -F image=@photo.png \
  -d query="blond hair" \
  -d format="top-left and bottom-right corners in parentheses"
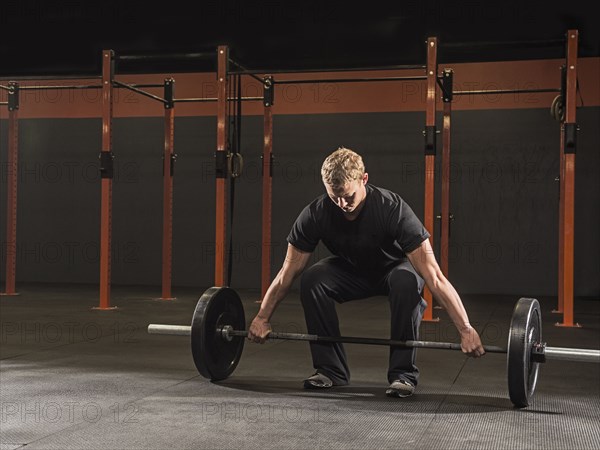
top-left (321, 147), bottom-right (365, 187)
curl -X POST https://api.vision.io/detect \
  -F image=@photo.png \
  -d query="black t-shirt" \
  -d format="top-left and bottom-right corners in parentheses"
top-left (287, 184), bottom-right (431, 275)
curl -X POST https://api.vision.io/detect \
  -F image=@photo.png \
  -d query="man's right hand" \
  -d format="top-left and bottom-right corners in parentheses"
top-left (246, 244), bottom-right (311, 344)
top-left (248, 316), bottom-right (272, 344)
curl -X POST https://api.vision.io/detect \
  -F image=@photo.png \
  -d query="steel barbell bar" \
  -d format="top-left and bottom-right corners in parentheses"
top-left (148, 323), bottom-right (507, 353)
top-left (147, 324), bottom-right (600, 363)
top-left (147, 287), bottom-right (600, 408)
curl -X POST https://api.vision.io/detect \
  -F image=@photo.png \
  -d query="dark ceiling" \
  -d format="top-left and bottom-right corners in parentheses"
top-left (1, 0), bottom-right (597, 78)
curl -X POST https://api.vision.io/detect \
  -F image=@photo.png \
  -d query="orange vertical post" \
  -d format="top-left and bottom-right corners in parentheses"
top-left (422, 37), bottom-right (439, 322)
top-left (556, 30), bottom-right (579, 327)
top-left (214, 46), bottom-right (228, 287)
top-left (1, 82), bottom-right (19, 297)
top-left (555, 127), bottom-right (565, 314)
top-left (96, 50), bottom-right (117, 310)
top-left (261, 77), bottom-right (274, 300)
top-left (161, 78), bottom-right (176, 300)
top-left (440, 82), bottom-right (452, 278)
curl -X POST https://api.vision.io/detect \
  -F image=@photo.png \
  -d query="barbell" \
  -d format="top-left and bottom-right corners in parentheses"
top-left (147, 287), bottom-right (600, 408)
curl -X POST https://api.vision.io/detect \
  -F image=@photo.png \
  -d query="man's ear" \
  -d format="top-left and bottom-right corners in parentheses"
top-left (362, 173), bottom-right (369, 185)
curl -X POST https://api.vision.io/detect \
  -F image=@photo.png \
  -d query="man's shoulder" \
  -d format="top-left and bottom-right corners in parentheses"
top-left (299, 193), bottom-right (329, 217)
top-left (307, 193), bottom-right (329, 209)
top-left (368, 184), bottom-right (404, 207)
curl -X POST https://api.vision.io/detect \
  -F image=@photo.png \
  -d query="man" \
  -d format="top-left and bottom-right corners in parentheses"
top-left (248, 147), bottom-right (485, 398)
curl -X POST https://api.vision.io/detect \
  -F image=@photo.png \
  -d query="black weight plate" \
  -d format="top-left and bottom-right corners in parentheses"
top-left (191, 286), bottom-right (245, 381)
top-left (507, 297), bottom-right (542, 408)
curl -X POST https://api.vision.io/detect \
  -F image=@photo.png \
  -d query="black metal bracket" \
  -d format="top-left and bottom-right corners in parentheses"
top-left (436, 213), bottom-right (455, 237)
top-left (263, 76), bottom-right (274, 107)
top-left (170, 153), bottom-right (177, 176)
top-left (560, 64), bottom-right (567, 101)
top-left (261, 153), bottom-right (274, 177)
top-left (162, 153), bottom-right (177, 176)
top-left (215, 151), bottom-right (228, 178)
top-left (441, 69), bottom-right (453, 103)
top-left (8, 82), bottom-right (19, 111)
top-left (563, 123), bottom-right (577, 154)
top-left (99, 152), bottom-right (115, 179)
top-left (164, 78), bottom-right (175, 109)
top-left (424, 125), bottom-right (437, 155)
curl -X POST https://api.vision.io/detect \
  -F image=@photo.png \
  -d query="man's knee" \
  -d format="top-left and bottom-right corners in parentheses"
top-left (300, 262), bottom-right (331, 292)
top-left (388, 269), bottom-right (420, 296)
top-left (300, 262), bottom-right (330, 300)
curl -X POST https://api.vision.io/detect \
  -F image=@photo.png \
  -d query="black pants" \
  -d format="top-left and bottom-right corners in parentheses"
top-left (300, 257), bottom-right (426, 386)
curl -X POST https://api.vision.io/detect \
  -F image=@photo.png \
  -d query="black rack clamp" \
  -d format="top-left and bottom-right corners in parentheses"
top-left (99, 151), bottom-right (115, 179)
top-left (164, 78), bottom-right (175, 109)
top-left (563, 123), bottom-right (578, 154)
top-left (8, 82), bottom-right (19, 111)
top-left (162, 153), bottom-right (178, 176)
top-left (441, 69), bottom-right (453, 103)
top-left (261, 153), bottom-right (274, 177)
top-left (215, 151), bottom-right (229, 178)
top-left (424, 126), bottom-right (437, 155)
top-left (263, 76), bottom-right (274, 107)
top-left (170, 153), bottom-right (177, 176)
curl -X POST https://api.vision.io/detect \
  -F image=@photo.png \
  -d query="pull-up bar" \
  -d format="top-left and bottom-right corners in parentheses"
top-left (0, 75), bottom-right (101, 81)
top-left (441, 38), bottom-right (566, 49)
top-left (174, 96), bottom-right (263, 103)
top-left (115, 52), bottom-right (215, 62)
top-left (17, 85), bottom-right (102, 91)
top-left (274, 75), bottom-right (427, 85)
top-left (453, 88), bottom-right (561, 96)
top-left (230, 64), bottom-right (426, 76)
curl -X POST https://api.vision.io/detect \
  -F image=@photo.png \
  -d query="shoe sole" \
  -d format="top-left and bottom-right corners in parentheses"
top-left (303, 380), bottom-right (333, 389)
top-left (385, 388), bottom-right (414, 398)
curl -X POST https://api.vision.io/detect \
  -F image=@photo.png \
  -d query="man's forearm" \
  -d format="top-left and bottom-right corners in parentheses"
top-left (427, 275), bottom-right (473, 333)
top-left (256, 270), bottom-right (296, 321)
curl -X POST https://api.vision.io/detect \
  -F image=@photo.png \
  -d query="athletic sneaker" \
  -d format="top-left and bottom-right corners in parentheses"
top-left (303, 372), bottom-right (334, 389)
top-left (385, 379), bottom-right (415, 398)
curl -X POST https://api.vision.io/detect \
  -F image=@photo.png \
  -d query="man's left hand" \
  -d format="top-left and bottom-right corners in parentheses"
top-left (459, 326), bottom-right (486, 358)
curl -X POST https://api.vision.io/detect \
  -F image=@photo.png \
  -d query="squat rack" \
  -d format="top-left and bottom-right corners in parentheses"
top-left (0, 82), bottom-right (18, 297)
top-left (101, 49), bottom-right (264, 308)
top-left (2, 34), bottom-right (581, 323)
top-left (0, 48), bottom-right (265, 308)
top-left (0, 78), bottom-right (104, 298)
top-left (435, 30), bottom-right (580, 327)
top-left (0, 40), bottom-right (450, 320)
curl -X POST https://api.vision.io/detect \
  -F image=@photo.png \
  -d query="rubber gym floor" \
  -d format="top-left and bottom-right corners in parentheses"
top-left (1, 284), bottom-right (599, 449)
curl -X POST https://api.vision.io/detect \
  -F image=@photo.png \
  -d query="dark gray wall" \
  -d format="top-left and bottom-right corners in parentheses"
top-left (1, 108), bottom-right (599, 298)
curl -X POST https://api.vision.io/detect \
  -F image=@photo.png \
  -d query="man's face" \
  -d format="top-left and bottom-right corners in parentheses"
top-left (324, 174), bottom-right (368, 214)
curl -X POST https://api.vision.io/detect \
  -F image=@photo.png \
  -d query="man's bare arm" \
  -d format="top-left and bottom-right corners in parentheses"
top-left (248, 244), bottom-right (312, 342)
top-left (407, 239), bottom-right (485, 357)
